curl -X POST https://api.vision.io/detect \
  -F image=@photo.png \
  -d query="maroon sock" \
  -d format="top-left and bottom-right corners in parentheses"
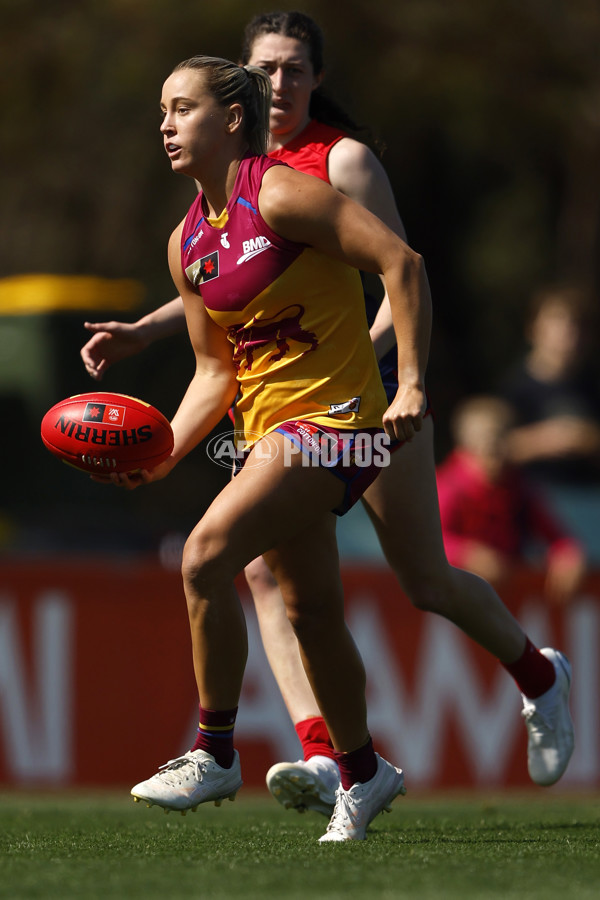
top-left (295, 716), bottom-right (336, 762)
top-left (190, 705), bottom-right (237, 769)
top-left (334, 736), bottom-right (377, 790)
top-left (501, 638), bottom-right (556, 698)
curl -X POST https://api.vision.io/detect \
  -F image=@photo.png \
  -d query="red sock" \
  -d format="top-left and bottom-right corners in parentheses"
top-left (190, 705), bottom-right (237, 769)
top-left (334, 736), bottom-right (377, 790)
top-left (502, 639), bottom-right (556, 698)
top-left (295, 716), bottom-right (336, 762)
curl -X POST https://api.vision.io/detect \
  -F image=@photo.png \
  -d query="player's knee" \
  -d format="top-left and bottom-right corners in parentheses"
top-left (397, 566), bottom-right (455, 614)
top-left (181, 527), bottom-right (230, 594)
top-left (244, 556), bottom-right (278, 598)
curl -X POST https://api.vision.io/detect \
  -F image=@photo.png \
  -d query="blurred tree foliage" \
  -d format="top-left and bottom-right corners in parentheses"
top-left (1, 0), bottom-right (598, 375)
top-left (1, 0), bottom-right (599, 551)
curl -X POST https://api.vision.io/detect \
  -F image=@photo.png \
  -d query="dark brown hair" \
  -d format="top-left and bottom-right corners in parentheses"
top-left (240, 11), bottom-right (381, 152)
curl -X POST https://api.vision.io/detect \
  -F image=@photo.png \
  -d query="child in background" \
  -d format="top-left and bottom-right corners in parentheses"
top-left (501, 284), bottom-right (600, 489)
top-left (437, 395), bottom-right (586, 605)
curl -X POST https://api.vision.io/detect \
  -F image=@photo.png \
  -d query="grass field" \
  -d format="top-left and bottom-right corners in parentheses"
top-left (1, 789), bottom-right (599, 899)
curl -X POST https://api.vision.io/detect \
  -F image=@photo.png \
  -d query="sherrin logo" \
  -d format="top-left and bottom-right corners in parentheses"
top-left (53, 414), bottom-right (153, 447)
top-left (236, 236), bottom-right (271, 264)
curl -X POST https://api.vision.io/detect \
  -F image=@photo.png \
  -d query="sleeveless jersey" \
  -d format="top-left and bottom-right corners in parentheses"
top-left (180, 154), bottom-right (388, 445)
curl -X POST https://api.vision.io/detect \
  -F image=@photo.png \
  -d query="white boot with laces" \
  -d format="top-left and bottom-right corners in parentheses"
top-left (319, 754), bottom-right (406, 842)
top-left (131, 749), bottom-right (243, 813)
top-left (521, 647), bottom-right (574, 786)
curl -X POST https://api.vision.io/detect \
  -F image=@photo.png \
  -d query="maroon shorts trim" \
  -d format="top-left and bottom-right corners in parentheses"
top-left (274, 421), bottom-right (392, 516)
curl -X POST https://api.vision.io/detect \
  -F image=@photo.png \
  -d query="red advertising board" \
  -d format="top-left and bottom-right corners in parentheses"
top-left (0, 559), bottom-right (597, 791)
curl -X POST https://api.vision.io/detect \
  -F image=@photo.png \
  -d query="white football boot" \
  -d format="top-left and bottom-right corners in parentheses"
top-left (266, 755), bottom-right (340, 816)
top-left (521, 648), bottom-right (575, 786)
top-left (131, 749), bottom-right (242, 813)
top-left (319, 754), bottom-right (406, 842)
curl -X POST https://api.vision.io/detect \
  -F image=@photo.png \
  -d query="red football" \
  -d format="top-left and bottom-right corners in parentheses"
top-left (41, 392), bottom-right (174, 474)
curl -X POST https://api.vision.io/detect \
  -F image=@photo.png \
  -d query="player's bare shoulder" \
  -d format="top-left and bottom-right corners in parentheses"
top-left (328, 137), bottom-right (405, 236)
top-left (168, 219), bottom-right (185, 252)
top-left (259, 164), bottom-right (337, 237)
top-left (328, 136), bottom-right (380, 179)
top-left (168, 219), bottom-right (188, 291)
top-left (260, 162), bottom-right (324, 202)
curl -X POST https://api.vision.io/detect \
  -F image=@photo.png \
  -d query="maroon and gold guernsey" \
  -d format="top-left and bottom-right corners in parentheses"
top-left (180, 154), bottom-right (388, 446)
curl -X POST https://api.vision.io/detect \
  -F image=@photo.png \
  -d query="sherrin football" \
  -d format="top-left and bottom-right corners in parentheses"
top-left (41, 392), bottom-right (174, 474)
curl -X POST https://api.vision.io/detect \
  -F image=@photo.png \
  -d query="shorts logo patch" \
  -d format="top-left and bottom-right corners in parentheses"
top-left (294, 421), bottom-right (333, 454)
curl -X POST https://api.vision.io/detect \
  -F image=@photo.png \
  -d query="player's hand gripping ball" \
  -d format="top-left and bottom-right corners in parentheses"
top-left (41, 392), bottom-right (174, 474)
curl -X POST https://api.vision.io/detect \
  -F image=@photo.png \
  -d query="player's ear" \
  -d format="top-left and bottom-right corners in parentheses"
top-left (225, 103), bottom-right (243, 134)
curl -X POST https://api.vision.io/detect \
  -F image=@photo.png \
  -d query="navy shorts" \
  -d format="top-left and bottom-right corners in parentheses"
top-left (232, 420), bottom-right (398, 516)
top-left (275, 420), bottom-right (396, 516)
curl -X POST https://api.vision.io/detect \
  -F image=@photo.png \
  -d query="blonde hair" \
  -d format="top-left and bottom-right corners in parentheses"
top-left (172, 55), bottom-right (272, 155)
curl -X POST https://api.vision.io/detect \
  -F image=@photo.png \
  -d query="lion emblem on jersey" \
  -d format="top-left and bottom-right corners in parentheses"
top-left (228, 304), bottom-right (318, 371)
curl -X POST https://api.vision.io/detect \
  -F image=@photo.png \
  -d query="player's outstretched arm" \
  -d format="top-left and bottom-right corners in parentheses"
top-left (81, 296), bottom-right (186, 380)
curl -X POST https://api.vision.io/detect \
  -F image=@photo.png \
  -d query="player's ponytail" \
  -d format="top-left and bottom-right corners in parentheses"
top-left (242, 65), bottom-right (271, 155)
top-left (172, 56), bottom-right (272, 156)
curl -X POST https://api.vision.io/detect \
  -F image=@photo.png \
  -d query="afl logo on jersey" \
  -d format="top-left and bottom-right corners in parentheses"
top-left (185, 251), bottom-right (220, 286)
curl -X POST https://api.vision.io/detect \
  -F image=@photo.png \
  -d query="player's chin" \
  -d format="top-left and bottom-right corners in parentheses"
top-left (269, 112), bottom-right (293, 133)
top-left (170, 157), bottom-right (193, 176)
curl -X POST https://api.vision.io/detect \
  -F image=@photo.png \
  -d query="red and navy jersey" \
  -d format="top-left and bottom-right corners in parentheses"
top-left (180, 154), bottom-right (388, 444)
top-left (268, 119), bottom-right (344, 183)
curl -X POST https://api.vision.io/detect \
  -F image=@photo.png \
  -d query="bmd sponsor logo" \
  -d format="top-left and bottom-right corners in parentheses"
top-left (236, 236), bottom-right (271, 264)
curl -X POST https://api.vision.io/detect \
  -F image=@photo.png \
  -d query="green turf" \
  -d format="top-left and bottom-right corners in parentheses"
top-left (1, 790), bottom-right (599, 899)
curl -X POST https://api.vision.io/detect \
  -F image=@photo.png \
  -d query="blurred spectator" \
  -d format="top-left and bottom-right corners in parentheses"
top-left (437, 395), bottom-right (586, 605)
top-left (499, 284), bottom-right (600, 488)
